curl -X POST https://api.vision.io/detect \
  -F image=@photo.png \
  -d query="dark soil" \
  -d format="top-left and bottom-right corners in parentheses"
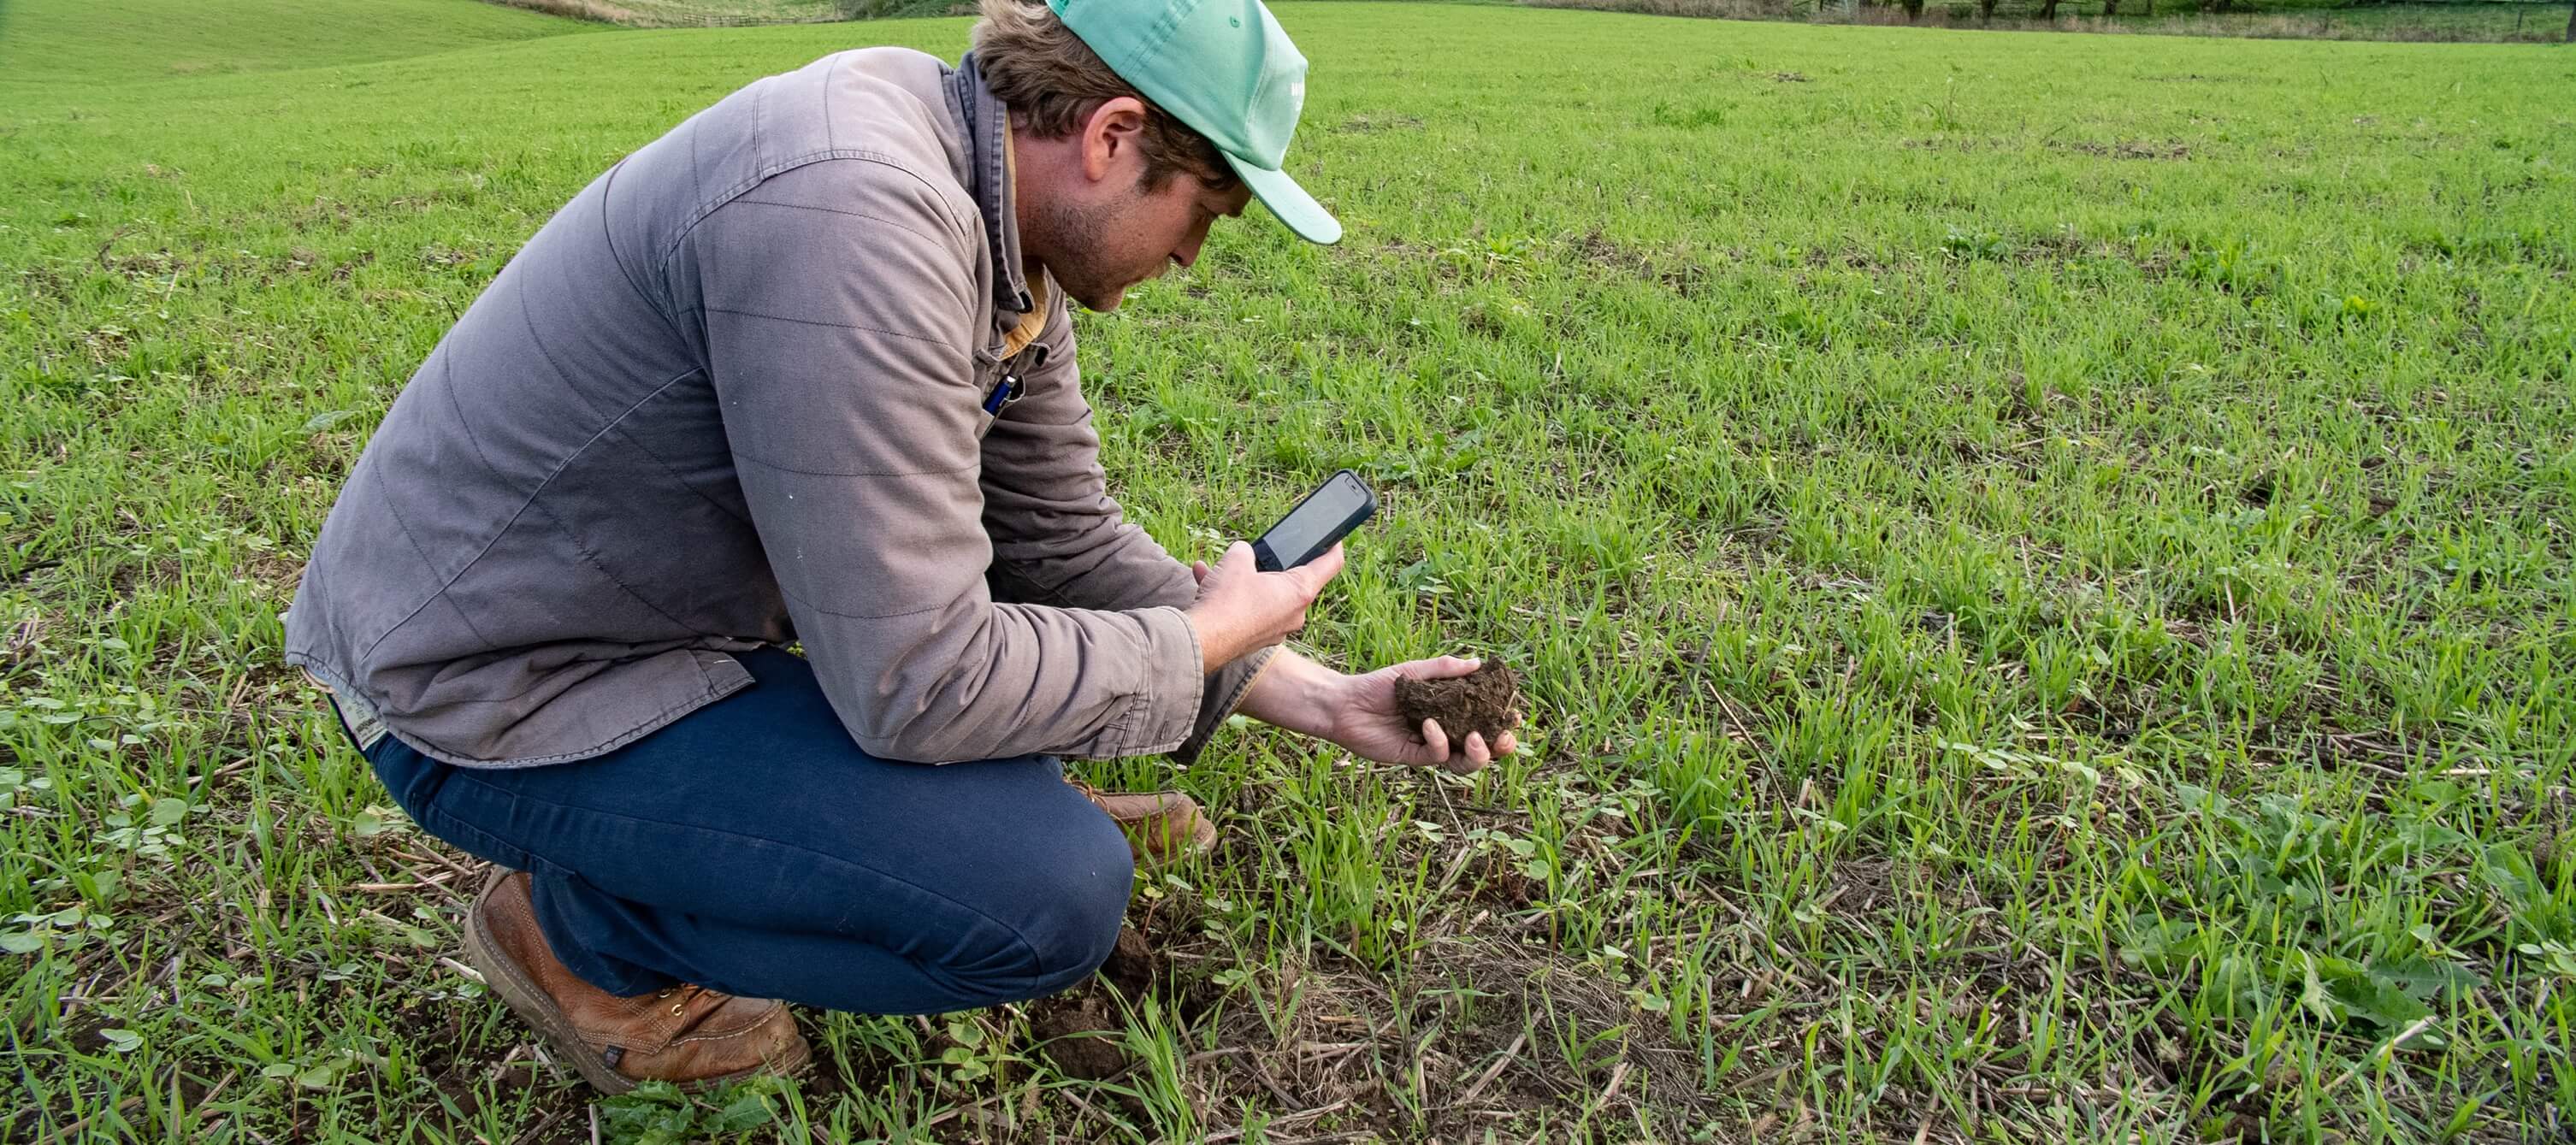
top-left (59, 1011), bottom-right (115, 1054)
top-left (1469, 853), bottom-right (1542, 908)
top-left (1029, 994), bottom-right (1126, 1080)
top-left (1025, 925), bottom-right (1157, 1081)
top-left (1099, 925), bottom-right (1157, 998)
top-left (430, 1060), bottom-right (536, 1124)
top-left (1393, 662), bottom-right (1524, 742)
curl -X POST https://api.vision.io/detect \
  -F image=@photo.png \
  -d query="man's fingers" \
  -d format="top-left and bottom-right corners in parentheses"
top-left (1397, 718), bottom-right (1510, 774)
top-left (1191, 560), bottom-right (1210, 585)
top-left (1389, 654), bottom-right (1480, 682)
top-left (1292, 543), bottom-right (1346, 593)
top-left (1440, 730), bottom-right (1492, 776)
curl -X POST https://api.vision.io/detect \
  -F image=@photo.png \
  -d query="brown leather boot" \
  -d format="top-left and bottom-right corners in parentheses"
top-left (1066, 776), bottom-right (1217, 871)
top-left (461, 869), bottom-right (810, 1094)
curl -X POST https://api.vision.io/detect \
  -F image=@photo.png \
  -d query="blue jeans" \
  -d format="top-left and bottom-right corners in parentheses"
top-left (357, 648), bottom-right (1134, 1014)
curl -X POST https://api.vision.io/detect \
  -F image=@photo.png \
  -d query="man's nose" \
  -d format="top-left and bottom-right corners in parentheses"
top-left (1173, 227), bottom-right (1211, 270)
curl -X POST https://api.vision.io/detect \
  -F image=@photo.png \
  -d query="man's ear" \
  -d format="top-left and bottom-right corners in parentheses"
top-left (1078, 96), bottom-right (1150, 185)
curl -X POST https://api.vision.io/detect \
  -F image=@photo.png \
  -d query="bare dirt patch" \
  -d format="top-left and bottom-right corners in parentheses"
top-left (2060, 138), bottom-right (2193, 160)
top-left (1027, 993), bottom-right (1127, 1081)
top-left (1021, 924), bottom-right (1167, 1082)
top-left (1571, 229), bottom-right (1710, 296)
top-left (1333, 112), bottom-right (1425, 133)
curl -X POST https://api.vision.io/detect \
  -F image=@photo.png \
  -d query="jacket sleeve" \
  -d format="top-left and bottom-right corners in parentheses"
top-left (978, 302), bottom-right (1274, 764)
top-left (674, 157), bottom-right (1208, 763)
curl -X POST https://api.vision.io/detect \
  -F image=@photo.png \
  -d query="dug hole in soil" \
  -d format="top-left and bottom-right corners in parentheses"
top-left (1025, 926), bottom-right (1155, 1080)
top-left (1393, 662), bottom-right (1523, 743)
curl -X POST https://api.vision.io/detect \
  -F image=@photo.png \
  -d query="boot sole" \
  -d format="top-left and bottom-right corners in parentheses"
top-left (463, 872), bottom-right (812, 1095)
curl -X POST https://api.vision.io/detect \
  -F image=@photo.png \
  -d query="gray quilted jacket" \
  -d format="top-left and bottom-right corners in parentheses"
top-left (284, 48), bottom-right (1269, 767)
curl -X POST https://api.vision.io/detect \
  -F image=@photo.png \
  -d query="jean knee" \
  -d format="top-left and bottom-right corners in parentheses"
top-left (1015, 806), bottom-right (1134, 996)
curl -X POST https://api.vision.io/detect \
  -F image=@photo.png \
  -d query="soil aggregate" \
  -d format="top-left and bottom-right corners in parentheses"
top-left (1029, 994), bottom-right (1126, 1080)
top-left (1100, 924), bottom-right (1157, 997)
top-left (1025, 924), bottom-right (1158, 1080)
top-left (1394, 662), bottom-right (1524, 742)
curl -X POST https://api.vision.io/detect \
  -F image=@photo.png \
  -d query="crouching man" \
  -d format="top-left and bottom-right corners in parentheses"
top-left (285, 0), bottom-right (1513, 1093)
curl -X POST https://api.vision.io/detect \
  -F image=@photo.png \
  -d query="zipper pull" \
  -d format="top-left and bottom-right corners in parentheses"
top-left (982, 344), bottom-right (1046, 416)
top-left (983, 372), bottom-right (1021, 416)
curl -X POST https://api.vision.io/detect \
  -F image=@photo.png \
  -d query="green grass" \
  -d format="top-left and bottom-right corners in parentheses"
top-left (4, 0), bottom-right (2574, 1140)
top-left (603, 0), bottom-right (846, 23)
top-left (0, 0), bottom-right (600, 89)
top-left (1530, 0), bottom-right (2576, 42)
top-left (493, 0), bottom-right (898, 30)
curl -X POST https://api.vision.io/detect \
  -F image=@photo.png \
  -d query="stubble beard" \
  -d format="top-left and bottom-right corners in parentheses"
top-left (1032, 184), bottom-right (1155, 314)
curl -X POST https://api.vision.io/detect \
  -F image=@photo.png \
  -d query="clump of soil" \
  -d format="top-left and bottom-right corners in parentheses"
top-left (1025, 925), bottom-right (1157, 1081)
top-left (1029, 994), bottom-right (1126, 1080)
top-left (1099, 925), bottom-right (1157, 998)
top-left (1394, 662), bottom-right (1523, 742)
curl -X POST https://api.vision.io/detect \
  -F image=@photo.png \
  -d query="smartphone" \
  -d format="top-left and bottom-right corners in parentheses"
top-left (1253, 469), bottom-right (1377, 572)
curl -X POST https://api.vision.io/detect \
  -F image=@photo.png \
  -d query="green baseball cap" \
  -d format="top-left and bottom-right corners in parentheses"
top-left (1046, 0), bottom-right (1340, 245)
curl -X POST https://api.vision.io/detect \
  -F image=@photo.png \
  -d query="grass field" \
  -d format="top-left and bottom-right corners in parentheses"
top-left (4, 0), bottom-right (2574, 1140)
top-left (486, 0), bottom-right (935, 30)
top-left (1527, 0), bottom-right (2576, 42)
top-left (570, 0), bottom-right (844, 23)
top-left (0, 0), bottom-right (600, 87)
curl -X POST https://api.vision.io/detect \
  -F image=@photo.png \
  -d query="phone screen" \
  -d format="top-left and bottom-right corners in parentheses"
top-left (1266, 472), bottom-right (1371, 565)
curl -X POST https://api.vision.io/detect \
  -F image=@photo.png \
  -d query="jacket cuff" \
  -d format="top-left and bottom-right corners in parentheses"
top-left (1096, 605), bottom-right (1211, 758)
top-left (1168, 645), bottom-right (1277, 766)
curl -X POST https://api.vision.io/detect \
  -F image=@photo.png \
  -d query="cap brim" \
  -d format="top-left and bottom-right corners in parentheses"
top-left (1224, 153), bottom-right (1340, 245)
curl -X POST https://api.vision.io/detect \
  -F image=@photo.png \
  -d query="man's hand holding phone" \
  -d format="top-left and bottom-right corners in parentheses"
top-left (1185, 470), bottom-right (1374, 671)
top-left (1188, 469), bottom-right (1517, 774)
top-left (1185, 540), bottom-right (1344, 672)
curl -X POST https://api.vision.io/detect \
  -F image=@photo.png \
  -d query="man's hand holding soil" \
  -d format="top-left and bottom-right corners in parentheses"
top-left (1191, 546), bottom-right (1519, 774)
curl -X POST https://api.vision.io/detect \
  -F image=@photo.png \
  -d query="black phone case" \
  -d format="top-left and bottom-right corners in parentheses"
top-left (1252, 469), bottom-right (1378, 572)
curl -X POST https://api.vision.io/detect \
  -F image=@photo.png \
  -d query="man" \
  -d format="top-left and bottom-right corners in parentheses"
top-left (286, 0), bottom-right (1516, 1094)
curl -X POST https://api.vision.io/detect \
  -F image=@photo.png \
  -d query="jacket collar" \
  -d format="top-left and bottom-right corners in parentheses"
top-left (949, 51), bottom-right (1035, 319)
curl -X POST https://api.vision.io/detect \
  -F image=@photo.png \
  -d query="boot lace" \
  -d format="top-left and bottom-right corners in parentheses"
top-left (652, 984), bottom-right (712, 1018)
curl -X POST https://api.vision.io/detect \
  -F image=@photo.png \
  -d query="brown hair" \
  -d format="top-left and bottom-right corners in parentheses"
top-left (971, 0), bottom-right (1238, 191)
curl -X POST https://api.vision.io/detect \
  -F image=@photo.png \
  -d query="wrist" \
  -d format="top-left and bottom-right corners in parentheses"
top-left (1184, 606), bottom-right (1237, 673)
top-left (1237, 650), bottom-right (1344, 739)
